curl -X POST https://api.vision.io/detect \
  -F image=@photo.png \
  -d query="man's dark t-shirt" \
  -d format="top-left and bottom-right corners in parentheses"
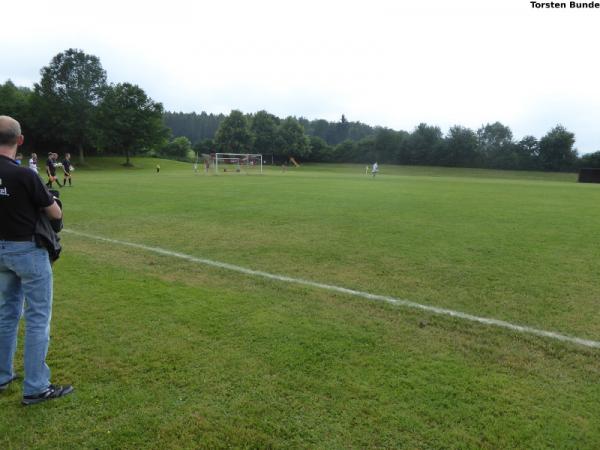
top-left (46, 158), bottom-right (56, 176)
top-left (0, 155), bottom-right (54, 240)
top-left (62, 159), bottom-right (72, 174)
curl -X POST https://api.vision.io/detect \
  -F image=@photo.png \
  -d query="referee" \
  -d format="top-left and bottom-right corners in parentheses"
top-left (0, 115), bottom-right (74, 405)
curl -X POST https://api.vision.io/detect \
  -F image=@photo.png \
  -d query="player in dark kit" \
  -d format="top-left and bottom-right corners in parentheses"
top-left (45, 153), bottom-right (62, 188)
top-left (61, 153), bottom-right (73, 187)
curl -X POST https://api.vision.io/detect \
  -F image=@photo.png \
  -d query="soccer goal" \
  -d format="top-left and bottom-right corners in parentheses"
top-left (213, 153), bottom-right (263, 174)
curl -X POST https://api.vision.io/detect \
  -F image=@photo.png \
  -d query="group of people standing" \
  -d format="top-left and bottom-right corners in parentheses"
top-left (20, 152), bottom-right (74, 188)
top-left (45, 152), bottom-right (73, 188)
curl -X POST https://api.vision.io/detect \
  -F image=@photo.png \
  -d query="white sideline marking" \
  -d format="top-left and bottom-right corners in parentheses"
top-left (64, 229), bottom-right (600, 349)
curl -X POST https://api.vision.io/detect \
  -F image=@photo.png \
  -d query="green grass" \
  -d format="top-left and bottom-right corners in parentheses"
top-left (1, 158), bottom-right (599, 449)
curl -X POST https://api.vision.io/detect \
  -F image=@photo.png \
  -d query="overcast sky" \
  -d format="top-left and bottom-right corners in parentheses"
top-left (4, 0), bottom-right (600, 153)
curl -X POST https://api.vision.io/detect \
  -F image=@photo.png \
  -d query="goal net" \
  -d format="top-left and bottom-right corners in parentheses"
top-left (213, 153), bottom-right (263, 174)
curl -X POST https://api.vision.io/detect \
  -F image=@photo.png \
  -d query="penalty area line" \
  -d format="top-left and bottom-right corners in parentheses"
top-left (63, 229), bottom-right (600, 350)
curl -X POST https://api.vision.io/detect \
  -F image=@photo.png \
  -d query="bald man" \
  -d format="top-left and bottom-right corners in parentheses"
top-left (0, 116), bottom-right (73, 405)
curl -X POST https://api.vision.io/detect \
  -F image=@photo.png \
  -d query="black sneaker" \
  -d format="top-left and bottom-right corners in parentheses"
top-left (0, 375), bottom-right (19, 392)
top-left (22, 384), bottom-right (74, 406)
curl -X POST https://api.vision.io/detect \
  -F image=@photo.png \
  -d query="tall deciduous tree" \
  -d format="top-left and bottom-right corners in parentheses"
top-left (160, 136), bottom-right (192, 161)
top-left (443, 126), bottom-right (479, 167)
top-left (477, 122), bottom-right (514, 167)
top-left (0, 80), bottom-right (31, 120)
top-left (33, 49), bottom-right (107, 163)
top-left (214, 110), bottom-right (254, 154)
top-left (477, 122), bottom-right (513, 150)
top-left (193, 139), bottom-right (215, 156)
top-left (407, 123), bottom-right (444, 165)
top-left (333, 140), bottom-right (357, 162)
top-left (538, 125), bottom-right (577, 171)
top-left (306, 136), bottom-right (332, 162)
top-left (0, 81), bottom-right (33, 149)
top-left (276, 117), bottom-right (310, 159)
top-left (580, 150), bottom-right (600, 168)
top-left (95, 83), bottom-right (167, 165)
top-left (515, 135), bottom-right (539, 169)
top-left (372, 128), bottom-right (405, 164)
top-left (251, 110), bottom-right (279, 156)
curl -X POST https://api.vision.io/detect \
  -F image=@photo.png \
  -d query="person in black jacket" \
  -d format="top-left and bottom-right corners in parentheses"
top-left (0, 116), bottom-right (73, 405)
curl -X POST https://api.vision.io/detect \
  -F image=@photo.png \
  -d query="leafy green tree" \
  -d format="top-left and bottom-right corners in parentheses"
top-left (580, 151), bottom-right (600, 168)
top-left (406, 123), bottom-right (444, 165)
top-left (443, 126), bottom-right (480, 167)
top-left (476, 122), bottom-right (514, 167)
top-left (290, 116), bottom-right (376, 146)
top-left (214, 110), bottom-right (254, 154)
top-left (514, 135), bottom-right (540, 170)
top-left (306, 136), bottom-right (333, 162)
top-left (193, 139), bottom-right (215, 156)
top-left (275, 117), bottom-right (310, 159)
top-left (477, 122), bottom-right (513, 150)
top-left (32, 49), bottom-right (107, 163)
top-left (251, 110), bottom-right (280, 156)
top-left (160, 136), bottom-right (193, 160)
top-left (355, 136), bottom-right (377, 163)
top-left (538, 125), bottom-right (577, 171)
top-left (0, 80), bottom-right (31, 120)
top-left (0, 81), bottom-right (34, 150)
top-left (333, 140), bottom-right (357, 162)
top-left (95, 83), bottom-right (168, 165)
top-left (372, 128), bottom-right (406, 164)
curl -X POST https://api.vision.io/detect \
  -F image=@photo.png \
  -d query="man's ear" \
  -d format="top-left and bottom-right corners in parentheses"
top-left (17, 135), bottom-right (24, 146)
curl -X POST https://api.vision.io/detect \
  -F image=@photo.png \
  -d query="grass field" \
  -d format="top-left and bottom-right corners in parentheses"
top-left (1, 158), bottom-right (599, 449)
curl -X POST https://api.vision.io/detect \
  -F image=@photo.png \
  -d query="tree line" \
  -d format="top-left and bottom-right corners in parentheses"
top-left (178, 109), bottom-right (596, 171)
top-left (164, 111), bottom-right (375, 147)
top-left (2, 48), bottom-right (599, 171)
top-left (0, 49), bottom-right (169, 165)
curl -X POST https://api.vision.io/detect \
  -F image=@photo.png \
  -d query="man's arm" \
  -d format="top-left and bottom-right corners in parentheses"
top-left (44, 201), bottom-right (62, 220)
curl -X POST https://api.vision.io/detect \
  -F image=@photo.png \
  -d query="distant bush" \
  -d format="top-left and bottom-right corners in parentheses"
top-left (159, 136), bottom-right (193, 161)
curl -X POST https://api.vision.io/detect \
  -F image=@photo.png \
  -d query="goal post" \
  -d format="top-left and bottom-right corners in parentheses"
top-left (213, 153), bottom-right (263, 174)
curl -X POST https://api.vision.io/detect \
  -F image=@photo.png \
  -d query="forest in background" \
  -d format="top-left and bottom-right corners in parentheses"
top-left (165, 110), bottom-right (600, 171)
top-left (2, 47), bottom-right (599, 170)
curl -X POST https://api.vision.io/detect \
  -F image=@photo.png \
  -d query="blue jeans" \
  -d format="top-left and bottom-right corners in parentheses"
top-left (0, 240), bottom-right (53, 395)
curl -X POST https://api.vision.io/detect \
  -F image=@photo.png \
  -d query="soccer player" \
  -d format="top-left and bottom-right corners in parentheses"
top-left (61, 153), bottom-right (73, 187)
top-left (28, 153), bottom-right (38, 174)
top-left (45, 153), bottom-right (62, 188)
top-left (371, 162), bottom-right (379, 178)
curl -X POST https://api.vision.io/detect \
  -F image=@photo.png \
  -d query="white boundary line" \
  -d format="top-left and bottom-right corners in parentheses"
top-left (63, 229), bottom-right (600, 349)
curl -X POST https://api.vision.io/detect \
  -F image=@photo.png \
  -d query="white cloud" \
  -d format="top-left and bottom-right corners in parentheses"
top-left (4, 0), bottom-right (600, 152)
